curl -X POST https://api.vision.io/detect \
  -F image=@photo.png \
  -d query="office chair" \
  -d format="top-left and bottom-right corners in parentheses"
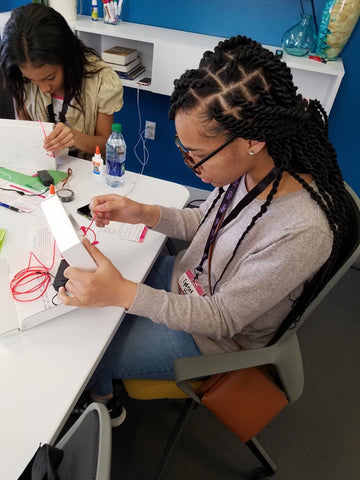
top-left (123, 183), bottom-right (360, 480)
top-left (55, 402), bottom-right (112, 480)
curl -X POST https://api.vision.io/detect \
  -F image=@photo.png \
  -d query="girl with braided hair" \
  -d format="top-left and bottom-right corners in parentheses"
top-left (58, 36), bottom-right (348, 424)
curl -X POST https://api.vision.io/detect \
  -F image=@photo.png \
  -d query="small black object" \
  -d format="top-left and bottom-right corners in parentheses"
top-left (77, 203), bottom-right (92, 220)
top-left (37, 170), bottom-right (54, 187)
top-left (137, 76), bottom-right (151, 85)
top-left (53, 259), bottom-right (69, 292)
top-left (275, 49), bottom-right (283, 58)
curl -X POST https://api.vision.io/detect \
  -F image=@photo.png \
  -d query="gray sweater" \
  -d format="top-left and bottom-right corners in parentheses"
top-left (128, 177), bottom-right (333, 354)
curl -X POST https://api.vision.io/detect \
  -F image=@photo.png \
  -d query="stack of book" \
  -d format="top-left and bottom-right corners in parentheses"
top-left (102, 46), bottom-right (145, 80)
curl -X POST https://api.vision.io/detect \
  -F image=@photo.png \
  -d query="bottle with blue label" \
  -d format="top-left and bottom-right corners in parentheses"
top-left (105, 123), bottom-right (126, 188)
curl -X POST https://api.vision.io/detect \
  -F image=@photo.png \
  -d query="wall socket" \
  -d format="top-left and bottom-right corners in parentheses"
top-left (145, 120), bottom-right (156, 140)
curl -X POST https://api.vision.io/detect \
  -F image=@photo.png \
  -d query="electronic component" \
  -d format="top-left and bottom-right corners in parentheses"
top-left (77, 203), bottom-right (92, 220)
top-left (53, 259), bottom-right (69, 292)
top-left (37, 170), bottom-right (54, 187)
top-left (275, 49), bottom-right (283, 58)
top-left (137, 77), bottom-right (151, 86)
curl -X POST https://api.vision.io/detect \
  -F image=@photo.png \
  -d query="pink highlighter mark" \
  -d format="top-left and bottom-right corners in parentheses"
top-left (139, 226), bottom-right (148, 243)
top-left (9, 184), bottom-right (46, 199)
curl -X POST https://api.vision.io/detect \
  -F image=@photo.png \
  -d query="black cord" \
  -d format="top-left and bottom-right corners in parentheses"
top-left (299, 0), bottom-right (304, 14)
top-left (310, 0), bottom-right (319, 32)
top-left (51, 292), bottom-right (61, 306)
top-left (186, 198), bottom-right (206, 209)
top-left (0, 186), bottom-right (48, 196)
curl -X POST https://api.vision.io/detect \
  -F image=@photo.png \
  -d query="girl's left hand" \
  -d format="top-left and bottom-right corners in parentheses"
top-left (57, 238), bottom-right (138, 309)
top-left (44, 122), bottom-right (75, 152)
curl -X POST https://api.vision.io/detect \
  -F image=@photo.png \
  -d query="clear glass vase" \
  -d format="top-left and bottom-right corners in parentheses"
top-left (281, 14), bottom-right (317, 57)
top-left (316, 0), bottom-right (360, 60)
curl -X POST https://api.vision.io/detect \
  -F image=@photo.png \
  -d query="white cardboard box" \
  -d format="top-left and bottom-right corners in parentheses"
top-left (41, 194), bottom-right (97, 271)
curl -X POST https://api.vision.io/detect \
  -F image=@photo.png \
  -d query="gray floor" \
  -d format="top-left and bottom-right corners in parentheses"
top-left (106, 266), bottom-right (360, 480)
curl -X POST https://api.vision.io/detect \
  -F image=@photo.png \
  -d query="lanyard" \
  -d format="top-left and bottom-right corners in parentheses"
top-left (46, 100), bottom-right (69, 124)
top-left (195, 166), bottom-right (279, 285)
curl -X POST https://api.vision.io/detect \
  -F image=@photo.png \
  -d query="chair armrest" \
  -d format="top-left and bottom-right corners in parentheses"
top-left (174, 345), bottom-right (280, 403)
top-left (174, 334), bottom-right (304, 403)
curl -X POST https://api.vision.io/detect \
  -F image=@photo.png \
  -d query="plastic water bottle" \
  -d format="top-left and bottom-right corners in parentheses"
top-left (105, 123), bottom-right (126, 188)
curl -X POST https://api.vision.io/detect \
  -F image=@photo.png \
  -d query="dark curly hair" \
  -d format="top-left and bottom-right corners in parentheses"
top-left (0, 3), bottom-right (102, 114)
top-left (169, 35), bottom-right (349, 341)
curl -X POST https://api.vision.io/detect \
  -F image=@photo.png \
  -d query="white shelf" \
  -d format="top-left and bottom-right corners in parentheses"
top-left (0, 12), bottom-right (345, 114)
top-left (75, 15), bottom-right (344, 113)
top-left (75, 15), bottom-right (223, 97)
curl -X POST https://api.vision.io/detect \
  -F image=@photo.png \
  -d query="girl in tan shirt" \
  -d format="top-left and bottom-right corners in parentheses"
top-left (0, 3), bottom-right (123, 156)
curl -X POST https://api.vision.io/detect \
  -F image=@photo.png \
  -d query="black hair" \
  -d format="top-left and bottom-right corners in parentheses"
top-left (169, 35), bottom-right (349, 339)
top-left (0, 3), bottom-right (102, 113)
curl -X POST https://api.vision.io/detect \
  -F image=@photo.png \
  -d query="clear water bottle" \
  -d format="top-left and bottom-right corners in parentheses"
top-left (105, 123), bottom-right (126, 188)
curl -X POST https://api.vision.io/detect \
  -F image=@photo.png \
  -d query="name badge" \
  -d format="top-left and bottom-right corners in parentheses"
top-left (178, 269), bottom-right (206, 296)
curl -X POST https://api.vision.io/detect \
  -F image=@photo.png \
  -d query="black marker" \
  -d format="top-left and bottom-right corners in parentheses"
top-left (0, 201), bottom-right (22, 212)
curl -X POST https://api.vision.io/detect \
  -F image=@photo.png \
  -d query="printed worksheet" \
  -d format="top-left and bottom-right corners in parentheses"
top-left (0, 178), bottom-right (46, 213)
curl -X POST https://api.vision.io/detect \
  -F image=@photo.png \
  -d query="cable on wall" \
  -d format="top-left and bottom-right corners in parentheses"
top-left (133, 87), bottom-right (149, 176)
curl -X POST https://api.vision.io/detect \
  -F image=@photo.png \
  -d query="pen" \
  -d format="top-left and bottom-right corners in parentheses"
top-left (308, 55), bottom-right (328, 64)
top-left (0, 201), bottom-right (22, 212)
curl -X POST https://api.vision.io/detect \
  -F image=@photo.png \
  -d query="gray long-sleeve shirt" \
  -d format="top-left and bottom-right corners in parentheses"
top-left (128, 176), bottom-right (333, 354)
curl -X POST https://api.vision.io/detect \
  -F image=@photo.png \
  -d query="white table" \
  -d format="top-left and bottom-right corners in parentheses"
top-left (0, 158), bottom-right (189, 479)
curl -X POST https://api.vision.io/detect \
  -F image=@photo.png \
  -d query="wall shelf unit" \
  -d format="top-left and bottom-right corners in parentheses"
top-left (0, 12), bottom-right (345, 113)
top-left (74, 16), bottom-right (346, 114)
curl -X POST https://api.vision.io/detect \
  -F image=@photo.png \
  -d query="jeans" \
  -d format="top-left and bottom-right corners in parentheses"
top-left (88, 255), bottom-right (202, 396)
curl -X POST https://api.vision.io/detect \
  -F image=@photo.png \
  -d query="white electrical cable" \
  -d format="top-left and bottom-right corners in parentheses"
top-left (133, 87), bottom-right (150, 176)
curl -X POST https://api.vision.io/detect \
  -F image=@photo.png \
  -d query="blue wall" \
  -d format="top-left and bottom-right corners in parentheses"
top-left (2, 1), bottom-right (359, 194)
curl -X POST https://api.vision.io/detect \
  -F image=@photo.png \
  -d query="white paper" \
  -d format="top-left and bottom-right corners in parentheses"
top-left (92, 221), bottom-right (147, 242)
top-left (0, 179), bottom-right (47, 213)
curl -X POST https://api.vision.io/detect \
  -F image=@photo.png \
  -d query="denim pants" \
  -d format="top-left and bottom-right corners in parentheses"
top-left (88, 255), bottom-right (201, 396)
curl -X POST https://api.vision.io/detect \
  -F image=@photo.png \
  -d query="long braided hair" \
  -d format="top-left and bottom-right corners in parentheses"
top-left (169, 35), bottom-right (349, 339)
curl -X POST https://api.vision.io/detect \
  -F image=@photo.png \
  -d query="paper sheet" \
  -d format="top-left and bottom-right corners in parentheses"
top-left (0, 179), bottom-right (46, 213)
top-left (92, 221), bottom-right (148, 242)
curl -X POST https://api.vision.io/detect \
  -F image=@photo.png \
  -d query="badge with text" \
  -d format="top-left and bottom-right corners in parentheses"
top-left (178, 270), bottom-right (206, 296)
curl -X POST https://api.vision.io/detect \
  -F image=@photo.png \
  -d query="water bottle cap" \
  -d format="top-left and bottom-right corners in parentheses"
top-left (112, 123), bottom-right (122, 133)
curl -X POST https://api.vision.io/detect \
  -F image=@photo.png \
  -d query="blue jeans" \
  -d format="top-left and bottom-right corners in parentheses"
top-left (88, 255), bottom-right (201, 396)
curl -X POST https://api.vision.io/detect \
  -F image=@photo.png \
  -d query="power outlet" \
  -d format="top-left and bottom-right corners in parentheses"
top-left (145, 120), bottom-right (156, 140)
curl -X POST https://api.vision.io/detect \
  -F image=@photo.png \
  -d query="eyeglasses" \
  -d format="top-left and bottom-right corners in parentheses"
top-left (174, 134), bottom-right (237, 174)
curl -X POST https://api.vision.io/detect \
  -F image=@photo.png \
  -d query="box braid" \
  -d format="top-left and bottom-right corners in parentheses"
top-left (169, 35), bottom-right (349, 339)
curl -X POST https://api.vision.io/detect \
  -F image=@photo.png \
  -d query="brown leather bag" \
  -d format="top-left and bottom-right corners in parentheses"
top-left (197, 366), bottom-right (288, 442)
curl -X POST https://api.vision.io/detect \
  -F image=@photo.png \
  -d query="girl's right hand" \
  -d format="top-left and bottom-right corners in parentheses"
top-left (90, 194), bottom-right (160, 228)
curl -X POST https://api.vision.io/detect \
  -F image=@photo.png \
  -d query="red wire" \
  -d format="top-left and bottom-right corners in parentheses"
top-left (10, 240), bottom-right (57, 302)
top-left (11, 214), bottom-right (99, 302)
top-left (62, 168), bottom-right (73, 187)
top-left (38, 120), bottom-right (59, 158)
top-left (80, 212), bottom-right (99, 245)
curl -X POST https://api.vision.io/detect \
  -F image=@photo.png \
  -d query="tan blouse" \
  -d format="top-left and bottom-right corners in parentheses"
top-left (22, 56), bottom-right (123, 134)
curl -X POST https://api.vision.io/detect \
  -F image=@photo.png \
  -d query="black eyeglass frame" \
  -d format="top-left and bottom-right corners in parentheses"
top-left (174, 134), bottom-right (237, 172)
